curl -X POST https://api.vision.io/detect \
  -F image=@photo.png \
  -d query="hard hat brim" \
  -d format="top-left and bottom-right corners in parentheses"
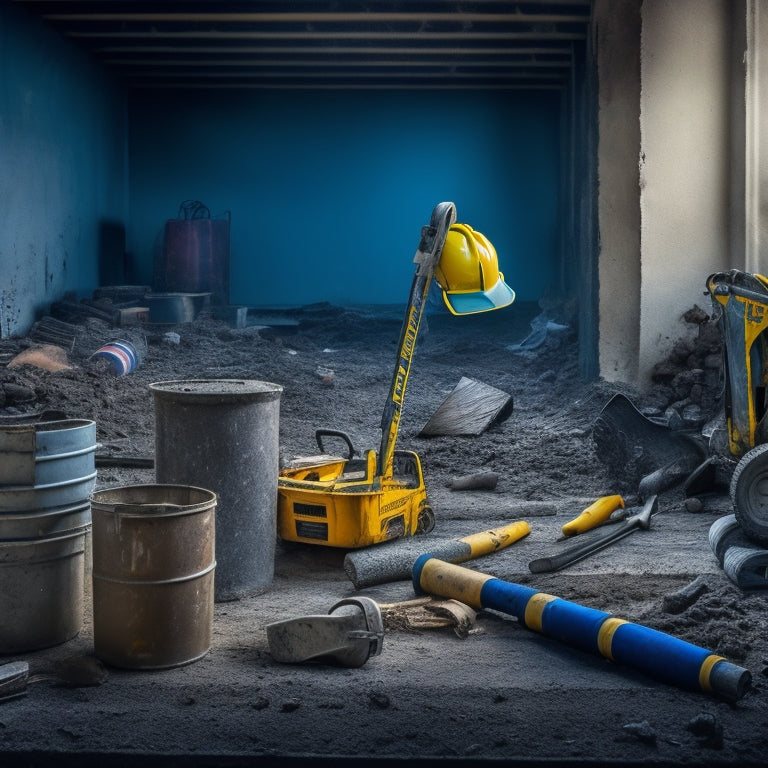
top-left (441, 275), bottom-right (516, 316)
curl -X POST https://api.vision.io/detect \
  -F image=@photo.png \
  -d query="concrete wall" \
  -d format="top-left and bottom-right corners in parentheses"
top-left (743, 0), bottom-right (768, 273)
top-left (637, 0), bottom-right (731, 381)
top-left (595, 0), bottom-right (736, 386)
top-left (0, 3), bottom-right (127, 338)
top-left (595, 0), bottom-right (642, 382)
top-left (126, 89), bottom-right (561, 308)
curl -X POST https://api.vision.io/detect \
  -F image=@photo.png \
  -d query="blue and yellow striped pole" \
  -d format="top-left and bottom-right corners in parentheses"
top-left (412, 556), bottom-right (751, 701)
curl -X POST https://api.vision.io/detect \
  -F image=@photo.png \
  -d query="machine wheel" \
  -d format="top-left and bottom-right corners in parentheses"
top-left (730, 442), bottom-right (768, 545)
top-left (416, 504), bottom-right (435, 535)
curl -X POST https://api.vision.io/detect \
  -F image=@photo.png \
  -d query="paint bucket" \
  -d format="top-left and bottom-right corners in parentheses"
top-left (90, 484), bottom-right (216, 669)
top-left (0, 529), bottom-right (86, 653)
top-left (89, 339), bottom-right (143, 375)
top-left (149, 379), bottom-right (282, 601)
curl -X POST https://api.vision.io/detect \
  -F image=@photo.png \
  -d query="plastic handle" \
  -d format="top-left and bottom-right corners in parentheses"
top-left (459, 521), bottom-right (531, 558)
top-left (561, 495), bottom-right (624, 537)
top-left (315, 429), bottom-right (356, 460)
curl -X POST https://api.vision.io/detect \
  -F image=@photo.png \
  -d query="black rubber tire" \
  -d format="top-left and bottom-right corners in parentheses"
top-left (730, 442), bottom-right (768, 545)
top-left (417, 504), bottom-right (435, 535)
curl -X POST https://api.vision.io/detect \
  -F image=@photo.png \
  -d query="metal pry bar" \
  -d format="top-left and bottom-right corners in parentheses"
top-left (528, 495), bottom-right (659, 574)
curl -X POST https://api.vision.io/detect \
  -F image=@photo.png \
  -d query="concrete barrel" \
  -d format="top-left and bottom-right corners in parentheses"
top-left (149, 379), bottom-right (282, 601)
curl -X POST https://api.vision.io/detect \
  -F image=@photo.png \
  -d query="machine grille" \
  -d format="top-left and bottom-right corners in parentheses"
top-left (294, 503), bottom-right (327, 518)
top-left (295, 521), bottom-right (329, 541)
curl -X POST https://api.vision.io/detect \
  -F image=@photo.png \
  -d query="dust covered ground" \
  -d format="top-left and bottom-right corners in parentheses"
top-left (1, 296), bottom-right (768, 768)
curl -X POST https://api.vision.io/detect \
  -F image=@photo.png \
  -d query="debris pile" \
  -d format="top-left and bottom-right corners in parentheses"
top-left (648, 305), bottom-right (724, 428)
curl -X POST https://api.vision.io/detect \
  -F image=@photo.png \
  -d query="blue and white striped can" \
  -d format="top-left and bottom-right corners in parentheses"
top-left (90, 340), bottom-right (142, 375)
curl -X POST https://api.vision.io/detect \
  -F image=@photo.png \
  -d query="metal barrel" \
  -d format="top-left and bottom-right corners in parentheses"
top-left (0, 529), bottom-right (86, 653)
top-left (0, 500), bottom-right (91, 540)
top-left (0, 418), bottom-right (97, 491)
top-left (90, 484), bottom-right (217, 669)
top-left (149, 379), bottom-right (282, 602)
top-left (0, 419), bottom-right (95, 653)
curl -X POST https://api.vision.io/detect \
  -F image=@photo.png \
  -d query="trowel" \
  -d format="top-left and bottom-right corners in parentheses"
top-left (0, 656), bottom-right (108, 702)
top-left (266, 597), bottom-right (384, 668)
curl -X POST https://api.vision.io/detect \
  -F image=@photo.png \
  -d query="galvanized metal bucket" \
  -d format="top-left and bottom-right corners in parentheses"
top-left (0, 500), bottom-right (91, 540)
top-left (0, 418), bottom-right (95, 654)
top-left (0, 529), bottom-right (86, 653)
top-left (0, 418), bottom-right (96, 489)
top-left (90, 484), bottom-right (216, 670)
top-left (149, 379), bottom-right (282, 602)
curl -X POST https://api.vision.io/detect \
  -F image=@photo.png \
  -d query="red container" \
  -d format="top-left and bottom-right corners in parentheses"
top-left (156, 217), bottom-right (230, 305)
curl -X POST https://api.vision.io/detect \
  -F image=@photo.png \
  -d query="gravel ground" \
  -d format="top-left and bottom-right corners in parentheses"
top-left (0, 295), bottom-right (767, 768)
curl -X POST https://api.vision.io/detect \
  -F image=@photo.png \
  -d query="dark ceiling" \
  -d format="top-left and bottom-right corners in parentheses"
top-left (13, 1), bottom-right (592, 90)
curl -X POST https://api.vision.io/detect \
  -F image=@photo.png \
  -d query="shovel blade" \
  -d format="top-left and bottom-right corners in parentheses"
top-left (593, 394), bottom-right (706, 489)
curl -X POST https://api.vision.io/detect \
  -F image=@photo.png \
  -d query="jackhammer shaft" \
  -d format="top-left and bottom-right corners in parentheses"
top-left (412, 557), bottom-right (751, 702)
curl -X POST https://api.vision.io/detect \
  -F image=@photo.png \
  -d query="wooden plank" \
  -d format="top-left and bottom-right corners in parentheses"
top-left (419, 376), bottom-right (513, 436)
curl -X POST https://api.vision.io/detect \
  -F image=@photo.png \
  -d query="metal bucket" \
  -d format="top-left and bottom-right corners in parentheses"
top-left (90, 484), bottom-right (216, 669)
top-left (0, 500), bottom-right (91, 540)
top-left (149, 379), bottom-right (282, 601)
top-left (0, 418), bottom-right (96, 487)
top-left (0, 472), bottom-right (97, 513)
top-left (0, 529), bottom-right (86, 653)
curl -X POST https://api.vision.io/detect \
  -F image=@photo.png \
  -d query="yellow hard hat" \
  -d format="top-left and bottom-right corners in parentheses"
top-left (434, 223), bottom-right (516, 315)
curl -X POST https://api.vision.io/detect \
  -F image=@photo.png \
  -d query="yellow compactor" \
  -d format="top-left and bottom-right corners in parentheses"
top-left (277, 202), bottom-right (515, 548)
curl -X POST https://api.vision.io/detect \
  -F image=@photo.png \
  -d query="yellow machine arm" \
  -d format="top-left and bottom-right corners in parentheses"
top-left (376, 202), bottom-right (457, 480)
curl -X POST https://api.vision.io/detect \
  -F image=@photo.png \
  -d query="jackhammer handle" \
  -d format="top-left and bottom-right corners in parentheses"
top-left (412, 557), bottom-right (751, 702)
top-left (315, 429), bottom-right (356, 460)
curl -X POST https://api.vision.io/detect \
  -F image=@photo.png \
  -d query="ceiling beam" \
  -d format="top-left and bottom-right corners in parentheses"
top-left (66, 31), bottom-right (588, 41)
top-left (103, 59), bottom-right (572, 68)
top-left (44, 12), bottom-right (589, 25)
top-left (95, 45), bottom-right (575, 55)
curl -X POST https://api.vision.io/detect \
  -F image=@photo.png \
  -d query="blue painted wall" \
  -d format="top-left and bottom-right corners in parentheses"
top-left (0, 3), bottom-right (127, 337)
top-left (128, 89), bottom-right (560, 307)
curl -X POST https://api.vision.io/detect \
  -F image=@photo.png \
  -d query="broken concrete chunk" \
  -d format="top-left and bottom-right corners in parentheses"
top-left (448, 471), bottom-right (499, 491)
top-left (622, 720), bottom-right (657, 745)
top-left (662, 575), bottom-right (709, 614)
top-left (687, 712), bottom-right (723, 749)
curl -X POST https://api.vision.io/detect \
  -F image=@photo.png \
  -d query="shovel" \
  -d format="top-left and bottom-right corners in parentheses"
top-left (593, 393), bottom-right (707, 488)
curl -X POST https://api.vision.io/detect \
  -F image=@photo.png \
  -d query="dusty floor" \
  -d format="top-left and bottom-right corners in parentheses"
top-left (1, 294), bottom-right (767, 767)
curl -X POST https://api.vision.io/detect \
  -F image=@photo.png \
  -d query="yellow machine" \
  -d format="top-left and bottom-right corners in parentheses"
top-left (707, 269), bottom-right (768, 457)
top-left (708, 269), bottom-right (768, 546)
top-left (277, 202), bottom-right (515, 548)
